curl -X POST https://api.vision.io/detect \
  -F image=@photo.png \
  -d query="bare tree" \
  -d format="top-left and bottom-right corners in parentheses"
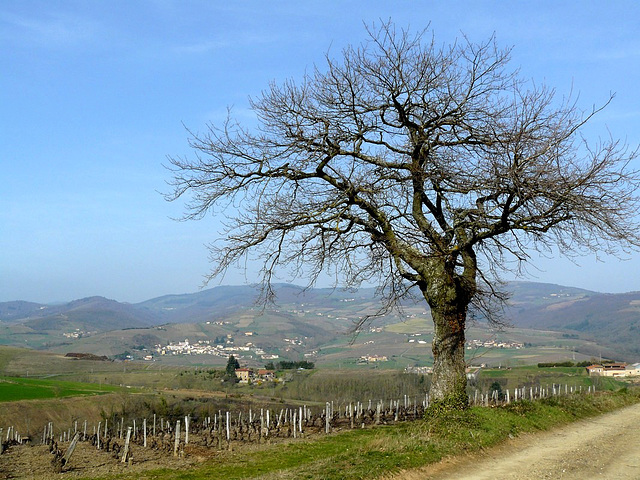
top-left (166, 23), bottom-right (640, 408)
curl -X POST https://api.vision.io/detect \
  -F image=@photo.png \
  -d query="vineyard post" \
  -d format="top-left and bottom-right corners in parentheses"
top-left (63, 432), bottom-right (80, 467)
top-left (121, 427), bottom-right (132, 464)
top-left (293, 410), bottom-right (297, 439)
top-left (325, 402), bottom-right (331, 434)
top-left (173, 420), bottom-right (180, 457)
top-left (225, 411), bottom-right (230, 447)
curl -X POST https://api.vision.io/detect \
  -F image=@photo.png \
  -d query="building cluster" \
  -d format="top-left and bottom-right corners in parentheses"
top-left (63, 329), bottom-right (94, 339)
top-left (407, 333), bottom-right (428, 344)
top-left (359, 354), bottom-right (388, 363)
top-left (466, 339), bottom-right (524, 349)
top-left (586, 362), bottom-right (640, 377)
top-left (155, 338), bottom-right (278, 361)
top-left (234, 368), bottom-right (276, 384)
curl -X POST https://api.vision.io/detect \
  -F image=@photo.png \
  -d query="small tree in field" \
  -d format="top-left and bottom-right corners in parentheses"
top-left (167, 23), bottom-right (640, 409)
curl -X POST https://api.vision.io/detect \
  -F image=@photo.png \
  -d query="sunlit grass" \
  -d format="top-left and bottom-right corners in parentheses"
top-left (0, 376), bottom-right (122, 402)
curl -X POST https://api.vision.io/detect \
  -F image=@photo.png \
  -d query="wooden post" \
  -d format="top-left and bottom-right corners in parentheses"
top-left (299, 407), bottom-right (304, 436)
top-left (225, 411), bottom-right (230, 443)
top-left (325, 402), bottom-right (331, 434)
top-left (97, 422), bottom-right (101, 450)
top-left (293, 410), bottom-right (297, 439)
top-left (153, 414), bottom-right (156, 437)
top-left (173, 420), bottom-right (180, 457)
top-left (143, 419), bottom-right (147, 448)
top-left (260, 408), bottom-right (264, 439)
top-left (121, 427), bottom-right (132, 463)
top-left (63, 432), bottom-right (81, 466)
top-left (185, 416), bottom-right (189, 445)
top-left (349, 403), bottom-right (354, 429)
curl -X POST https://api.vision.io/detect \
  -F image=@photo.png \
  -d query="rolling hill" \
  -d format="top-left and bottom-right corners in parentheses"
top-left (2, 282), bottom-right (640, 363)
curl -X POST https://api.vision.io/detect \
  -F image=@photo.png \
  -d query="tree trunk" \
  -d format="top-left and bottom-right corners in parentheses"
top-left (429, 304), bottom-right (468, 408)
top-left (422, 258), bottom-right (473, 409)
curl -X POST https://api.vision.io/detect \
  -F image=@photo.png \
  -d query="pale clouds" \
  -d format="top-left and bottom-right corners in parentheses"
top-left (172, 31), bottom-right (284, 56)
top-left (0, 9), bottom-right (101, 49)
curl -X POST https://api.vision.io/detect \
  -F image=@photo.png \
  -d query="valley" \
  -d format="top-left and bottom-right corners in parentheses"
top-left (1, 282), bottom-right (637, 370)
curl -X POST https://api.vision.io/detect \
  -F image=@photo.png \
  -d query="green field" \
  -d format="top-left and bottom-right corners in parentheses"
top-left (0, 376), bottom-right (121, 402)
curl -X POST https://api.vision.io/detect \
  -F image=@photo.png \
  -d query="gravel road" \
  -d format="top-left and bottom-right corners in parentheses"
top-left (397, 402), bottom-right (640, 480)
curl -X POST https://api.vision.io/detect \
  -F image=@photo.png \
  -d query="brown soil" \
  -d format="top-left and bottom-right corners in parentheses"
top-left (0, 439), bottom-right (223, 480)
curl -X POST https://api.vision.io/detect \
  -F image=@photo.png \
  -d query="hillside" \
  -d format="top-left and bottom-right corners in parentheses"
top-left (1, 282), bottom-right (639, 364)
top-left (505, 285), bottom-right (640, 357)
top-left (0, 300), bottom-right (47, 322)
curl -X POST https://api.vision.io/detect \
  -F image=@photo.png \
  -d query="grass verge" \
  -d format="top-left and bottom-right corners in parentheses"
top-left (89, 389), bottom-right (640, 480)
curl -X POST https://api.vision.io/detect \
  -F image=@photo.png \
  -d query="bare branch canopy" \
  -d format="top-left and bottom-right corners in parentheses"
top-left (166, 22), bottom-right (640, 407)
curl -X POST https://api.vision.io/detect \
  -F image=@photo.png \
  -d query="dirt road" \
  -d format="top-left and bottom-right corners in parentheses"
top-left (398, 402), bottom-right (640, 480)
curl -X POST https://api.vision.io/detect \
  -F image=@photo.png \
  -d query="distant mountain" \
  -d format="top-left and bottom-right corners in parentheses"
top-left (136, 285), bottom-right (265, 324)
top-left (504, 283), bottom-right (640, 357)
top-left (2, 282), bottom-right (640, 360)
top-left (136, 284), bottom-right (379, 324)
top-left (0, 296), bottom-right (156, 333)
top-left (0, 285), bottom-right (377, 335)
top-left (0, 300), bottom-right (48, 323)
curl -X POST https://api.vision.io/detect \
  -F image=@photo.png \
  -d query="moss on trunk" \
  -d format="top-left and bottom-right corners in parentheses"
top-left (422, 257), bottom-right (474, 409)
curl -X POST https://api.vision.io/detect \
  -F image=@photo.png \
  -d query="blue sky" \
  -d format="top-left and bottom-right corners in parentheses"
top-left (2, 1), bottom-right (639, 303)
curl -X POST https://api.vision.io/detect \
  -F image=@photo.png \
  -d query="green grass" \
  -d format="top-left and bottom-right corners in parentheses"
top-left (0, 376), bottom-right (122, 402)
top-left (87, 388), bottom-right (640, 480)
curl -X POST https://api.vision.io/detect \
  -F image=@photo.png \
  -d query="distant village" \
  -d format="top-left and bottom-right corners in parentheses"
top-left (466, 339), bottom-right (525, 349)
top-left (154, 335), bottom-right (279, 362)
